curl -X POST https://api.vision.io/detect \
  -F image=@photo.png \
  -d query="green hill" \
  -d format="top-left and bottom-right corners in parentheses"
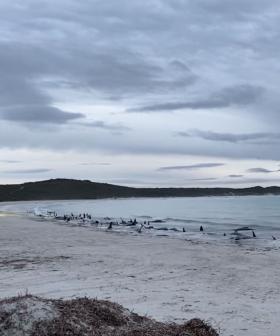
top-left (0, 178), bottom-right (280, 202)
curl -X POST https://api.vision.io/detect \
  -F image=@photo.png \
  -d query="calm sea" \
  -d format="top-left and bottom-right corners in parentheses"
top-left (1, 196), bottom-right (280, 243)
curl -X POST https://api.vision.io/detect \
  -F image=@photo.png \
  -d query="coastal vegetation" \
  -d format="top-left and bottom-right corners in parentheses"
top-left (0, 178), bottom-right (280, 202)
top-left (0, 294), bottom-right (219, 336)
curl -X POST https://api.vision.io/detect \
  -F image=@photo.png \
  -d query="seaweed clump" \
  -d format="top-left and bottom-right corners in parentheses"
top-left (0, 295), bottom-right (219, 336)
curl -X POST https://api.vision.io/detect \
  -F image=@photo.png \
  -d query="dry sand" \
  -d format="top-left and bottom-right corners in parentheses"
top-left (0, 214), bottom-right (279, 336)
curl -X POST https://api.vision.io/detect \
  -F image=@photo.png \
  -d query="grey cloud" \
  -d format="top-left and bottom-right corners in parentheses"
top-left (228, 174), bottom-right (244, 178)
top-left (1, 106), bottom-right (84, 124)
top-left (157, 163), bottom-right (225, 171)
top-left (191, 177), bottom-right (217, 181)
top-left (0, 120), bottom-right (273, 160)
top-left (247, 168), bottom-right (279, 173)
top-left (1, 0), bottom-right (280, 174)
top-left (177, 130), bottom-right (280, 144)
top-left (207, 177), bottom-right (280, 186)
top-left (0, 77), bottom-right (49, 108)
top-left (0, 37), bottom-right (195, 126)
top-left (0, 160), bottom-right (22, 163)
top-left (190, 0), bottom-right (274, 20)
top-left (80, 162), bottom-right (111, 166)
top-left (0, 44), bottom-right (85, 125)
top-left (81, 54), bottom-right (196, 95)
top-left (0, 37), bottom-right (195, 103)
top-left (169, 60), bottom-right (191, 72)
top-left (220, 85), bottom-right (264, 105)
top-left (3, 117), bottom-right (280, 162)
top-left (0, 2), bottom-right (275, 108)
top-left (128, 84), bottom-right (264, 112)
top-left (77, 120), bottom-right (130, 132)
top-left (3, 169), bottom-right (52, 174)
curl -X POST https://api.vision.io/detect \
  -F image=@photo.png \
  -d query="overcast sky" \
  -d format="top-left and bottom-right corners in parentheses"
top-left (1, 0), bottom-right (280, 187)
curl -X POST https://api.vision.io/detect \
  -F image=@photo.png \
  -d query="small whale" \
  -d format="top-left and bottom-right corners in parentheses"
top-left (144, 225), bottom-right (154, 230)
top-left (234, 226), bottom-right (252, 232)
top-left (137, 224), bottom-right (144, 233)
top-left (169, 227), bottom-right (180, 232)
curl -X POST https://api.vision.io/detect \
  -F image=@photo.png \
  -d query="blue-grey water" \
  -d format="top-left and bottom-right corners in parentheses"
top-left (1, 196), bottom-right (280, 243)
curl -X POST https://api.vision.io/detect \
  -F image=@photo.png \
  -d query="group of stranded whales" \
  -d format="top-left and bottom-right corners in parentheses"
top-left (53, 214), bottom-right (192, 234)
top-left (36, 210), bottom-right (277, 241)
top-left (232, 226), bottom-right (276, 241)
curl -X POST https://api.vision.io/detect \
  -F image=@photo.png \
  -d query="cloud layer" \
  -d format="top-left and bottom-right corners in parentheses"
top-left (129, 85), bottom-right (264, 112)
top-left (1, 1), bottom-right (280, 186)
top-left (157, 163), bottom-right (225, 171)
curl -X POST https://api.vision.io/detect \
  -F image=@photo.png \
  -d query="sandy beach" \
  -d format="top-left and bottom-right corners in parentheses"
top-left (0, 214), bottom-right (279, 336)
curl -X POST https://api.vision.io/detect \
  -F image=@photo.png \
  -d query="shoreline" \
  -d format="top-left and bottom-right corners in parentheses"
top-left (1, 200), bottom-right (280, 248)
top-left (1, 193), bottom-right (280, 204)
top-left (0, 214), bottom-right (279, 335)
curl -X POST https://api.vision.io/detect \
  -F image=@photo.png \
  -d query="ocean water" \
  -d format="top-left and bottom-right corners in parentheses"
top-left (1, 196), bottom-right (280, 243)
